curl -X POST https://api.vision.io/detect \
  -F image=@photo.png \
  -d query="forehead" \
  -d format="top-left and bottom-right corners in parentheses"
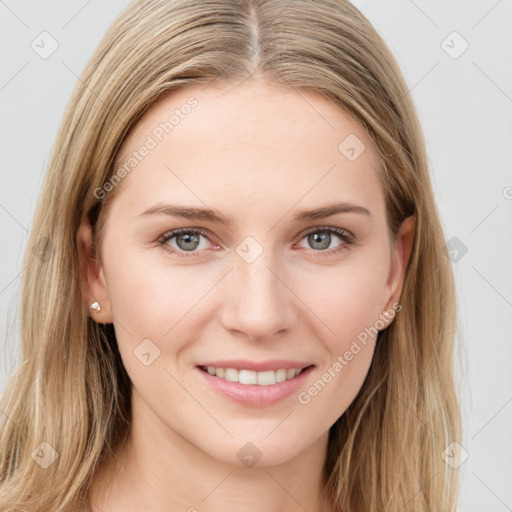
top-left (112, 79), bottom-right (385, 220)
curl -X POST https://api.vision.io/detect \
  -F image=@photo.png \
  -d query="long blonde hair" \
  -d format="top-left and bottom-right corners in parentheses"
top-left (0, 0), bottom-right (461, 510)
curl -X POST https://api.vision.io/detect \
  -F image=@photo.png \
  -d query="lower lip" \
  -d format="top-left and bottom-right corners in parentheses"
top-left (195, 366), bottom-right (315, 407)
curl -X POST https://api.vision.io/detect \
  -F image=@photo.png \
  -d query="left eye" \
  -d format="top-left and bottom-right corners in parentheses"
top-left (158, 226), bottom-right (355, 258)
top-left (296, 226), bottom-right (354, 252)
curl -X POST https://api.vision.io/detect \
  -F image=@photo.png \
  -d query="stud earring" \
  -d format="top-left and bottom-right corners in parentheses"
top-left (89, 301), bottom-right (101, 312)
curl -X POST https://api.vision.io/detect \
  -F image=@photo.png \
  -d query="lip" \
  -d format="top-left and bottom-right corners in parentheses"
top-left (195, 363), bottom-right (315, 407)
top-left (196, 359), bottom-right (313, 372)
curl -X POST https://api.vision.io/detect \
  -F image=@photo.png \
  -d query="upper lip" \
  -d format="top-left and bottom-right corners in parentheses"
top-left (196, 360), bottom-right (314, 372)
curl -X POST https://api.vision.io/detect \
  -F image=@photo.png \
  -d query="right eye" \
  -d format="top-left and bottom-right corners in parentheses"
top-left (158, 228), bottom-right (218, 258)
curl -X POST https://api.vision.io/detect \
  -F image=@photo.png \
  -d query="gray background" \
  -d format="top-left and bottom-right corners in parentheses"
top-left (1, 1), bottom-right (511, 510)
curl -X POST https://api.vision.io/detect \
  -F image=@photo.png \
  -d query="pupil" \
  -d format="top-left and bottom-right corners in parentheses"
top-left (310, 232), bottom-right (330, 250)
top-left (178, 233), bottom-right (199, 251)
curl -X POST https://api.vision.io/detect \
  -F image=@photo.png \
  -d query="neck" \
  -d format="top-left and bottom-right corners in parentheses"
top-left (89, 389), bottom-right (332, 512)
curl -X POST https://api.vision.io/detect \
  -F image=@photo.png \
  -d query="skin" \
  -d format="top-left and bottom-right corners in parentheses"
top-left (77, 78), bottom-right (414, 512)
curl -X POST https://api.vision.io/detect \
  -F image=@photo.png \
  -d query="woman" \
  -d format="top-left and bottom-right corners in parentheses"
top-left (0, 0), bottom-right (461, 510)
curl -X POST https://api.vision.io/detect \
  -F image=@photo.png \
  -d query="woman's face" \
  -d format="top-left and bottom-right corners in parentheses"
top-left (81, 79), bottom-right (413, 467)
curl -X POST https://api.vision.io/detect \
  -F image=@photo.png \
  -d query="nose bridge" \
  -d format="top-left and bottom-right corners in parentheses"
top-left (222, 240), bottom-right (295, 339)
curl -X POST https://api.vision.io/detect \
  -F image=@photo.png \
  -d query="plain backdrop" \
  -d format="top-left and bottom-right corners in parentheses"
top-left (1, 1), bottom-right (511, 510)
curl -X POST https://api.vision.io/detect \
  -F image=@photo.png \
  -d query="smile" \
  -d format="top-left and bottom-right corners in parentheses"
top-left (198, 365), bottom-right (308, 385)
top-left (195, 362), bottom-right (315, 407)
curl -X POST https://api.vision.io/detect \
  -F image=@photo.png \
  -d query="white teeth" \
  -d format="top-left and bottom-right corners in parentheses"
top-left (257, 370), bottom-right (276, 385)
top-left (239, 369), bottom-right (257, 385)
top-left (202, 366), bottom-right (307, 385)
top-left (275, 369), bottom-right (287, 382)
top-left (224, 368), bottom-right (239, 382)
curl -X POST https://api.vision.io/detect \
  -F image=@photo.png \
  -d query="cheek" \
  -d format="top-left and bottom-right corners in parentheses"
top-left (290, 260), bottom-right (386, 412)
top-left (293, 273), bottom-right (383, 424)
top-left (296, 340), bottom-right (375, 430)
top-left (103, 245), bottom-right (210, 335)
top-left (99, 244), bottom-right (217, 387)
top-left (297, 260), bottom-right (388, 346)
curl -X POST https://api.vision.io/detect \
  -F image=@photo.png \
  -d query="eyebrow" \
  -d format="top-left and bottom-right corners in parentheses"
top-left (138, 201), bottom-right (371, 224)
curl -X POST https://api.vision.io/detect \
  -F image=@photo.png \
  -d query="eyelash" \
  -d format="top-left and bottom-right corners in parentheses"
top-left (157, 226), bottom-right (356, 259)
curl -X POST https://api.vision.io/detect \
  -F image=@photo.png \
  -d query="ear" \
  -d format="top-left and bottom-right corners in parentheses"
top-left (76, 215), bottom-right (113, 324)
top-left (379, 215), bottom-right (415, 327)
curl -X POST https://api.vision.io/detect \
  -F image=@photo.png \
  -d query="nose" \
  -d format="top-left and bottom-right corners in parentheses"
top-left (219, 249), bottom-right (297, 342)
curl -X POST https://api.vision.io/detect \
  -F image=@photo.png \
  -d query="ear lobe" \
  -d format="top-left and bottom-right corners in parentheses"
top-left (76, 215), bottom-right (113, 324)
top-left (381, 214), bottom-right (416, 322)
